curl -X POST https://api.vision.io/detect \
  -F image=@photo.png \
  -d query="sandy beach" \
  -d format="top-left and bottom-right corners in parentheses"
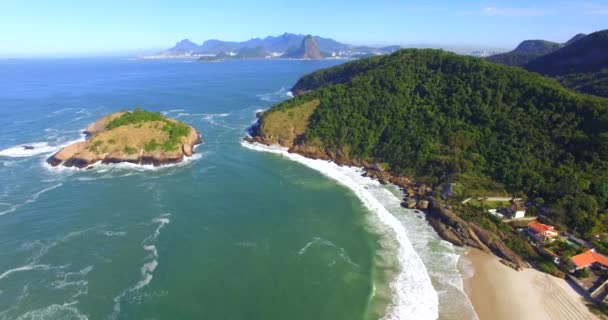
top-left (465, 249), bottom-right (598, 320)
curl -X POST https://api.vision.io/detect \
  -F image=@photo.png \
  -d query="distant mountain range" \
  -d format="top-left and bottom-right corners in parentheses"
top-left (485, 37), bottom-right (579, 67)
top-left (486, 29), bottom-right (608, 97)
top-left (159, 33), bottom-right (401, 59)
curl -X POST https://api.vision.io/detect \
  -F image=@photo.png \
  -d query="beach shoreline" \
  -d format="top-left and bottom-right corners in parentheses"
top-left (465, 248), bottom-right (598, 320)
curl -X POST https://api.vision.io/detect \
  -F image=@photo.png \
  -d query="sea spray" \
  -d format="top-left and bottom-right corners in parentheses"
top-left (241, 141), bottom-right (439, 320)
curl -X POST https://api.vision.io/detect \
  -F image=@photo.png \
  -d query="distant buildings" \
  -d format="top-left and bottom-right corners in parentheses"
top-left (527, 221), bottom-right (559, 242)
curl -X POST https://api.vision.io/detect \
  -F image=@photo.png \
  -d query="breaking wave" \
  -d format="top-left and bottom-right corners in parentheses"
top-left (0, 142), bottom-right (56, 158)
top-left (256, 86), bottom-right (292, 102)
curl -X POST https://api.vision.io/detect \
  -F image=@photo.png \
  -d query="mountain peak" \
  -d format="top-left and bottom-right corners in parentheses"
top-left (282, 35), bottom-right (323, 60)
top-left (513, 40), bottom-right (562, 55)
top-left (166, 39), bottom-right (200, 54)
top-left (525, 29), bottom-right (608, 76)
top-left (565, 33), bottom-right (587, 46)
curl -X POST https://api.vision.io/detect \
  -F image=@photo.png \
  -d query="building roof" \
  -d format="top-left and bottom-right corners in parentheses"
top-left (528, 221), bottom-right (557, 234)
top-left (571, 249), bottom-right (608, 268)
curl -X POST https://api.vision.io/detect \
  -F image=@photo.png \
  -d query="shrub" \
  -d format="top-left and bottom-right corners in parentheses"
top-left (144, 139), bottom-right (159, 152)
top-left (574, 268), bottom-right (591, 279)
top-left (123, 146), bottom-right (137, 154)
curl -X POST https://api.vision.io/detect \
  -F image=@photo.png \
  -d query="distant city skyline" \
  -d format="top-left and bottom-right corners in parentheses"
top-left (1, 0), bottom-right (607, 57)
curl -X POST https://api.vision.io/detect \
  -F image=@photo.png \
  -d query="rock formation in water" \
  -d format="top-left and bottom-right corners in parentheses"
top-left (47, 109), bottom-right (202, 168)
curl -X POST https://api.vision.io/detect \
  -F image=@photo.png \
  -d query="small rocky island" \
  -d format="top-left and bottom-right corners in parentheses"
top-left (47, 109), bottom-right (202, 168)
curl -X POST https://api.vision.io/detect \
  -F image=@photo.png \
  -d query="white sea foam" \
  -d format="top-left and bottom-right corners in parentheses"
top-left (298, 237), bottom-right (360, 269)
top-left (200, 112), bottom-right (233, 129)
top-left (109, 214), bottom-right (170, 319)
top-left (51, 108), bottom-right (75, 114)
top-left (256, 86), bottom-right (291, 102)
top-left (13, 303), bottom-right (88, 320)
top-left (133, 260), bottom-right (158, 291)
top-left (0, 264), bottom-right (50, 281)
top-left (0, 183), bottom-right (63, 216)
top-left (101, 230), bottom-right (127, 237)
top-left (366, 182), bottom-right (479, 320)
top-left (137, 214), bottom-right (170, 289)
top-left (241, 141), bottom-right (439, 320)
top-left (0, 131), bottom-right (86, 161)
top-left (52, 265), bottom-right (93, 290)
top-left (0, 142), bottom-right (56, 158)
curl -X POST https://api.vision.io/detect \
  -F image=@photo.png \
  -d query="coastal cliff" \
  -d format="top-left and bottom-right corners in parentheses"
top-left (47, 109), bottom-right (202, 168)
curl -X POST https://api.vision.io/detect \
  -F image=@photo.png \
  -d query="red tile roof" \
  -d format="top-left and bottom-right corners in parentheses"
top-left (528, 221), bottom-right (557, 235)
top-left (571, 250), bottom-right (608, 268)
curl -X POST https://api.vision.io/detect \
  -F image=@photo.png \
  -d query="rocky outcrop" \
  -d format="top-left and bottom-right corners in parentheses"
top-left (468, 223), bottom-right (527, 270)
top-left (426, 197), bottom-right (490, 251)
top-left (47, 111), bottom-right (202, 168)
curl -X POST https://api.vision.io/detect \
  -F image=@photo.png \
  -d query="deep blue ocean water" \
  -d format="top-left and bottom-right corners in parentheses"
top-left (0, 58), bottom-right (476, 320)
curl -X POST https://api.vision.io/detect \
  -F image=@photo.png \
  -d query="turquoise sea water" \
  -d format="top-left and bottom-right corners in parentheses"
top-left (0, 58), bottom-right (476, 320)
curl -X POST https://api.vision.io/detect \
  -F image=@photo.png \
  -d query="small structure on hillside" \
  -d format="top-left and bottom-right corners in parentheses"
top-left (570, 249), bottom-right (608, 271)
top-left (527, 221), bottom-right (559, 243)
top-left (499, 203), bottom-right (527, 219)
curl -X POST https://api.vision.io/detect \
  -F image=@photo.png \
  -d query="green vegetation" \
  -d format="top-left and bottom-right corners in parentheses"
top-left (467, 199), bottom-right (511, 210)
top-left (539, 261), bottom-right (565, 278)
top-left (526, 30), bottom-right (608, 76)
top-left (161, 121), bottom-right (191, 151)
top-left (144, 139), bottom-right (159, 152)
top-left (484, 31), bottom-right (608, 98)
top-left (107, 108), bottom-right (166, 129)
top-left (524, 30), bottom-right (608, 98)
top-left (545, 240), bottom-right (585, 260)
top-left (558, 69), bottom-right (608, 98)
top-left (123, 146), bottom-right (137, 154)
top-left (486, 52), bottom-right (546, 67)
top-left (263, 48), bottom-right (608, 238)
top-left (106, 108), bottom-right (191, 151)
top-left (574, 267), bottom-right (591, 279)
top-left (88, 140), bottom-right (104, 153)
top-left (259, 100), bottom-right (320, 145)
top-left (485, 40), bottom-right (562, 67)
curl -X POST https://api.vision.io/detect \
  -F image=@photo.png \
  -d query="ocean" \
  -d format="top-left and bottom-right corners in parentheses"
top-left (0, 58), bottom-right (477, 320)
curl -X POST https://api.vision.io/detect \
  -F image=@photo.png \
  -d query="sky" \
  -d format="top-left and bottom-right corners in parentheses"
top-left (0, 0), bottom-right (607, 57)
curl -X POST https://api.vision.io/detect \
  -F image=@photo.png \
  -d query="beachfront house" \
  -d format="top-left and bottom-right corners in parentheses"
top-left (527, 221), bottom-right (559, 243)
top-left (570, 249), bottom-right (608, 271)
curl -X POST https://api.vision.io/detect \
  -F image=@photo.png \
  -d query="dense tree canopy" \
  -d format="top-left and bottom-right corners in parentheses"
top-left (267, 49), bottom-right (608, 236)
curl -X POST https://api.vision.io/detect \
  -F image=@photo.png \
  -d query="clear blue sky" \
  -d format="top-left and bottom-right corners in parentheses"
top-left (1, 0), bottom-right (607, 56)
